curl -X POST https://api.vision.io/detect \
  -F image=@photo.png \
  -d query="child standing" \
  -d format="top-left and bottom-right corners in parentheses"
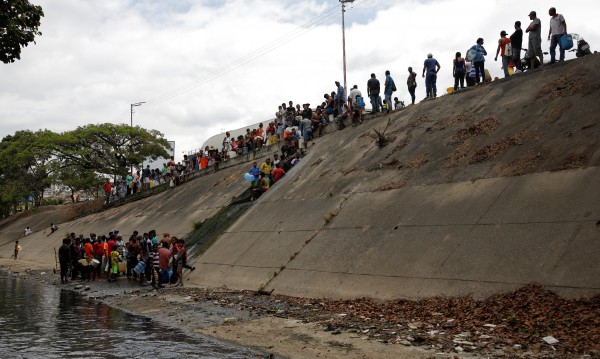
top-left (109, 245), bottom-right (120, 282)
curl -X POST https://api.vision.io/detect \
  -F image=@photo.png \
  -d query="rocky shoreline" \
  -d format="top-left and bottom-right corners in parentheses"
top-left (1, 259), bottom-right (598, 359)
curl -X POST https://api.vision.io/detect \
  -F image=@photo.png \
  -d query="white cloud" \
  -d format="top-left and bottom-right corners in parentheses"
top-left (1, 0), bottom-right (598, 160)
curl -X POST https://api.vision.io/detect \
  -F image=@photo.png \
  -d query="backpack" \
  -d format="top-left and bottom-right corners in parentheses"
top-left (504, 41), bottom-right (512, 57)
top-left (391, 80), bottom-right (397, 92)
top-left (356, 96), bottom-right (365, 109)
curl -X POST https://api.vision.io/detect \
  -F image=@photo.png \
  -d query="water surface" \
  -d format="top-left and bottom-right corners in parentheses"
top-left (0, 272), bottom-right (260, 358)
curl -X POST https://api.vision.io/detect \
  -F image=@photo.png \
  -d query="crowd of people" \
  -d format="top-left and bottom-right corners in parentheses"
top-left (246, 152), bottom-right (301, 202)
top-left (425, 7), bottom-right (569, 97)
top-left (57, 230), bottom-right (194, 289)
top-left (98, 7), bottom-right (569, 209)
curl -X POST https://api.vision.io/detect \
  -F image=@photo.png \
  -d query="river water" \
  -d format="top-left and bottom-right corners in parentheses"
top-left (0, 271), bottom-right (260, 358)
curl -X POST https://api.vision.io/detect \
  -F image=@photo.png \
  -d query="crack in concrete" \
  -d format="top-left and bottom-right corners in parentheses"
top-left (197, 263), bottom-right (600, 291)
top-left (431, 180), bottom-right (512, 283)
top-left (550, 220), bottom-right (584, 273)
top-left (257, 196), bottom-right (349, 291)
top-left (223, 219), bottom-right (599, 234)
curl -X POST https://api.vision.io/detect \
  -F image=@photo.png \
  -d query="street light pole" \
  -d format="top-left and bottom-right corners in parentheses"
top-left (130, 102), bottom-right (145, 127)
top-left (340, 0), bottom-right (354, 94)
top-left (129, 102), bottom-right (145, 174)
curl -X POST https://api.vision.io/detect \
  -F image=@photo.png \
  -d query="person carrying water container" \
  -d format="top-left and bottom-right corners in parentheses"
top-left (422, 53), bottom-right (441, 99)
top-left (467, 38), bottom-right (487, 84)
top-left (548, 7), bottom-right (567, 64)
top-left (13, 241), bottom-right (20, 260)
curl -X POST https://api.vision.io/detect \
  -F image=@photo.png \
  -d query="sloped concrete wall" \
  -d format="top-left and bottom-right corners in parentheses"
top-left (196, 166), bottom-right (600, 299)
top-left (194, 55), bottom-right (600, 299)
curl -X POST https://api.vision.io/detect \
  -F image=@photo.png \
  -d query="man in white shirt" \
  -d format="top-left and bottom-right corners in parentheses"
top-left (548, 7), bottom-right (567, 63)
top-left (348, 85), bottom-right (364, 124)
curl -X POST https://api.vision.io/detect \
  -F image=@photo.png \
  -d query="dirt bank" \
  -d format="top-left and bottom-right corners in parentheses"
top-left (2, 259), bottom-right (597, 359)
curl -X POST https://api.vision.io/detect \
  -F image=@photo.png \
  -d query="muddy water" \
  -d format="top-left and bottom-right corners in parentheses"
top-left (0, 272), bottom-right (259, 358)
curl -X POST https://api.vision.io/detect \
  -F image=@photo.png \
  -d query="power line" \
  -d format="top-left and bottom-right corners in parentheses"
top-left (125, 4), bottom-right (343, 113)
top-left (114, 0), bottom-right (365, 125)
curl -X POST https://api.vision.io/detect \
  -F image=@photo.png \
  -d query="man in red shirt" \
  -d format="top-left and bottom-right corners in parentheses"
top-left (93, 236), bottom-right (104, 277)
top-left (272, 162), bottom-right (286, 183)
top-left (105, 235), bottom-right (116, 279)
top-left (158, 242), bottom-right (171, 286)
top-left (82, 238), bottom-right (94, 281)
top-left (103, 178), bottom-right (111, 204)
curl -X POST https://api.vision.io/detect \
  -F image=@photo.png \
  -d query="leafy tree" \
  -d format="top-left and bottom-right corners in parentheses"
top-left (52, 123), bottom-right (172, 176)
top-left (0, 124), bottom-right (171, 218)
top-left (0, 130), bottom-right (54, 216)
top-left (0, 0), bottom-right (44, 63)
top-left (53, 163), bottom-right (102, 203)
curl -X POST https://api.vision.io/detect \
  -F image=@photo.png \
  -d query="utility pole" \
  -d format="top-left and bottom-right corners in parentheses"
top-left (130, 102), bottom-right (145, 127)
top-left (129, 102), bottom-right (145, 174)
top-left (340, 0), bottom-right (354, 94)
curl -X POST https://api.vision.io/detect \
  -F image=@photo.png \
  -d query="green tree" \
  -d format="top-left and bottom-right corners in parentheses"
top-left (53, 163), bottom-right (102, 203)
top-left (0, 124), bottom-right (171, 218)
top-left (52, 123), bottom-right (172, 177)
top-left (0, 0), bottom-right (44, 63)
top-left (0, 130), bottom-right (54, 217)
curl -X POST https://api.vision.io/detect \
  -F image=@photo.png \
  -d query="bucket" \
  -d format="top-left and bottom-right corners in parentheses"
top-left (484, 69), bottom-right (492, 82)
top-left (118, 261), bottom-right (126, 274)
top-left (133, 261), bottom-right (146, 275)
top-left (90, 259), bottom-right (100, 268)
top-left (447, 87), bottom-right (454, 94)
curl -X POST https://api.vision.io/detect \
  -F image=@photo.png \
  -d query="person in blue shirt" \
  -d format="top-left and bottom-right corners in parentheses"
top-left (335, 81), bottom-right (346, 115)
top-left (384, 70), bottom-right (396, 114)
top-left (422, 53), bottom-right (441, 99)
top-left (248, 161), bottom-right (260, 180)
top-left (468, 38), bottom-right (487, 84)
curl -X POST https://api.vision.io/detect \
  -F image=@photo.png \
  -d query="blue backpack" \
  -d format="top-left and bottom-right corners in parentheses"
top-left (356, 96), bottom-right (365, 109)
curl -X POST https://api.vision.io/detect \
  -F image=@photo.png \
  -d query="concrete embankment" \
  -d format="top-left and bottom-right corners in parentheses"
top-left (2, 55), bottom-right (600, 301)
top-left (194, 55), bottom-right (600, 299)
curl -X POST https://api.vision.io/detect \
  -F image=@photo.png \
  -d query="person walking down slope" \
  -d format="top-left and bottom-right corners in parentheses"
top-left (422, 53), bottom-right (441, 99)
top-left (468, 38), bottom-right (487, 84)
top-left (367, 73), bottom-right (381, 114)
top-left (548, 7), bottom-right (567, 63)
top-left (526, 11), bottom-right (543, 68)
top-left (406, 67), bottom-right (417, 105)
top-left (384, 70), bottom-right (396, 114)
top-left (13, 241), bottom-right (20, 260)
top-left (453, 52), bottom-right (466, 91)
top-left (495, 30), bottom-right (512, 78)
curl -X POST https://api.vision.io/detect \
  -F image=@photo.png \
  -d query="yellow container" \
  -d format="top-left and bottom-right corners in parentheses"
top-left (508, 66), bottom-right (514, 76)
top-left (447, 87), bottom-right (454, 94)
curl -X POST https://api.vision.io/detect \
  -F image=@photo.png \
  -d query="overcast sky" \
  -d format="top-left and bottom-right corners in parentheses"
top-left (1, 0), bottom-right (598, 161)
